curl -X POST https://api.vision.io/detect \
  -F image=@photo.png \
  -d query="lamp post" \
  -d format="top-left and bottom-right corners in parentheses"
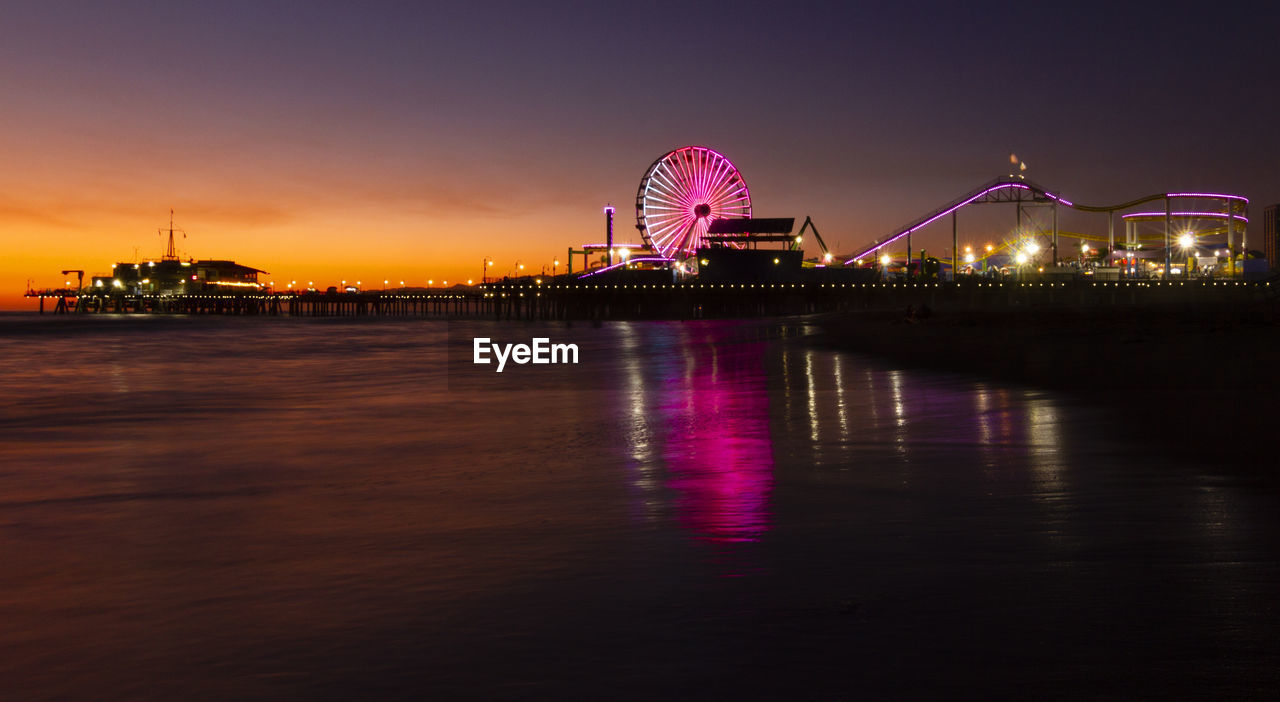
top-left (1178, 232), bottom-right (1195, 278)
top-left (483, 256), bottom-right (494, 284)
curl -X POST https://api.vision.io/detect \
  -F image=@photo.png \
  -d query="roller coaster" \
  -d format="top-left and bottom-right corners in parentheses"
top-left (845, 175), bottom-right (1249, 276)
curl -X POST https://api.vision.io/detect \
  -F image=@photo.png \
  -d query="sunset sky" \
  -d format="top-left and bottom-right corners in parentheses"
top-left (3, 1), bottom-right (1277, 309)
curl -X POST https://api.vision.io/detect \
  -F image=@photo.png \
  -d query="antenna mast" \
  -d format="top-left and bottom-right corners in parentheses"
top-left (160, 208), bottom-right (184, 261)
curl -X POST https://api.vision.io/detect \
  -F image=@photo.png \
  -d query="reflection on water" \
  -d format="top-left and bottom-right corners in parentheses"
top-left (614, 323), bottom-right (774, 548)
top-left (0, 316), bottom-right (1276, 698)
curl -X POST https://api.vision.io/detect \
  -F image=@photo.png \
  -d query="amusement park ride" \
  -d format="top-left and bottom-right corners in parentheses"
top-left (579, 146), bottom-right (830, 279)
top-left (576, 145), bottom-right (1253, 283)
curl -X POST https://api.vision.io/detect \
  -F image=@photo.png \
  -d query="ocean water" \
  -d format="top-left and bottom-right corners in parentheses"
top-left (0, 315), bottom-right (1276, 699)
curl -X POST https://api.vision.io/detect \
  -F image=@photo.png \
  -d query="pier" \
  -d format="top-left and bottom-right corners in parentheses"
top-left (24, 278), bottom-right (1277, 320)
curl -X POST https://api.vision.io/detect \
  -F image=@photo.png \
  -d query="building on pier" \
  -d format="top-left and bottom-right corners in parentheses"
top-left (91, 258), bottom-right (268, 295)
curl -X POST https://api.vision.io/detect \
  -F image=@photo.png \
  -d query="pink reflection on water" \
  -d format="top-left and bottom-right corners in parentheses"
top-left (653, 334), bottom-right (774, 544)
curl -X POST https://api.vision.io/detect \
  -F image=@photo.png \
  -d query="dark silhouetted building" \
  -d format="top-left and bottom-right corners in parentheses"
top-left (91, 259), bottom-right (267, 295)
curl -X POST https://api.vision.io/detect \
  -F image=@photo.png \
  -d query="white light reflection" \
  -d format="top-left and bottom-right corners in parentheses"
top-left (618, 323), bottom-right (660, 520)
top-left (805, 349), bottom-right (819, 445)
top-left (833, 353), bottom-right (849, 442)
top-left (889, 369), bottom-right (909, 460)
top-left (1026, 395), bottom-right (1065, 501)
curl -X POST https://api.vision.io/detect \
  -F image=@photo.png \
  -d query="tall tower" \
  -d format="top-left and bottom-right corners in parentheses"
top-left (604, 205), bottom-right (615, 265)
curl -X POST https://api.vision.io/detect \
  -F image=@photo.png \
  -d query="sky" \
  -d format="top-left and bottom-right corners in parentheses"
top-left (3, 0), bottom-right (1277, 308)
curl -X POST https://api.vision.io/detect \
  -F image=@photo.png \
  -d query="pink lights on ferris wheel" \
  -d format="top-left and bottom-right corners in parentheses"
top-left (636, 146), bottom-right (752, 258)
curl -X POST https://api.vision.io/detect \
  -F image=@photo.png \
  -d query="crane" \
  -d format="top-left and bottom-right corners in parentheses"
top-left (792, 216), bottom-right (832, 260)
top-left (60, 269), bottom-right (84, 291)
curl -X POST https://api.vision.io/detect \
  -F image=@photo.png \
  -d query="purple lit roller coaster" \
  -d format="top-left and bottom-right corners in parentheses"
top-left (846, 175), bottom-right (1248, 275)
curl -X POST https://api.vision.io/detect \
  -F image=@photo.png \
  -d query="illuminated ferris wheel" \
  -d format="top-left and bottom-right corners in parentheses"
top-left (635, 146), bottom-right (752, 259)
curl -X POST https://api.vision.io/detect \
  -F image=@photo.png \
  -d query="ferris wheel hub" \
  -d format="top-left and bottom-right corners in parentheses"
top-left (693, 203), bottom-right (711, 218)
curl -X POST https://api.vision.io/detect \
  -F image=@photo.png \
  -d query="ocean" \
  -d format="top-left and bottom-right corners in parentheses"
top-left (1, 315), bottom-right (1276, 699)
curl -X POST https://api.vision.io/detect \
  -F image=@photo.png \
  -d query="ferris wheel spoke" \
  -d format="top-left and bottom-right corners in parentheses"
top-left (666, 154), bottom-right (697, 203)
top-left (686, 151), bottom-right (708, 201)
top-left (696, 152), bottom-right (719, 201)
top-left (673, 218), bottom-right (698, 255)
top-left (713, 190), bottom-right (751, 212)
top-left (714, 186), bottom-right (750, 207)
top-left (650, 170), bottom-right (692, 208)
top-left (706, 162), bottom-right (740, 201)
top-left (706, 165), bottom-right (738, 205)
top-left (702, 157), bottom-right (730, 202)
top-left (681, 149), bottom-right (707, 200)
top-left (648, 217), bottom-right (687, 248)
top-left (714, 179), bottom-right (746, 202)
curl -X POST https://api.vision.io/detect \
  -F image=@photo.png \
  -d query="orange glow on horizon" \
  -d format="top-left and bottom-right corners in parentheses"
top-left (1, 183), bottom-right (624, 309)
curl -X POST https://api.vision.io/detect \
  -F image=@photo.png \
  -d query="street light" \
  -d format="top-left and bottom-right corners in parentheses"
top-left (1179, 231), bottom-right (1196, 278)
top-left (553, 259), bottom-right (560, 276)
top-left (880, 253), bottom-right (892, 280)
top-left (483, 256), bottom-right (494, 283)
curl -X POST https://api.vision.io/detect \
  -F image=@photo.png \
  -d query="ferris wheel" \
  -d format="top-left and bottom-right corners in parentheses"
top-left (635, 146), bottom-right (752, 259)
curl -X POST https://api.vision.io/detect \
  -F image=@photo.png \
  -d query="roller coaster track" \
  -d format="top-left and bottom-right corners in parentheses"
top-left (846, 175), bottom-right (1248, 264)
